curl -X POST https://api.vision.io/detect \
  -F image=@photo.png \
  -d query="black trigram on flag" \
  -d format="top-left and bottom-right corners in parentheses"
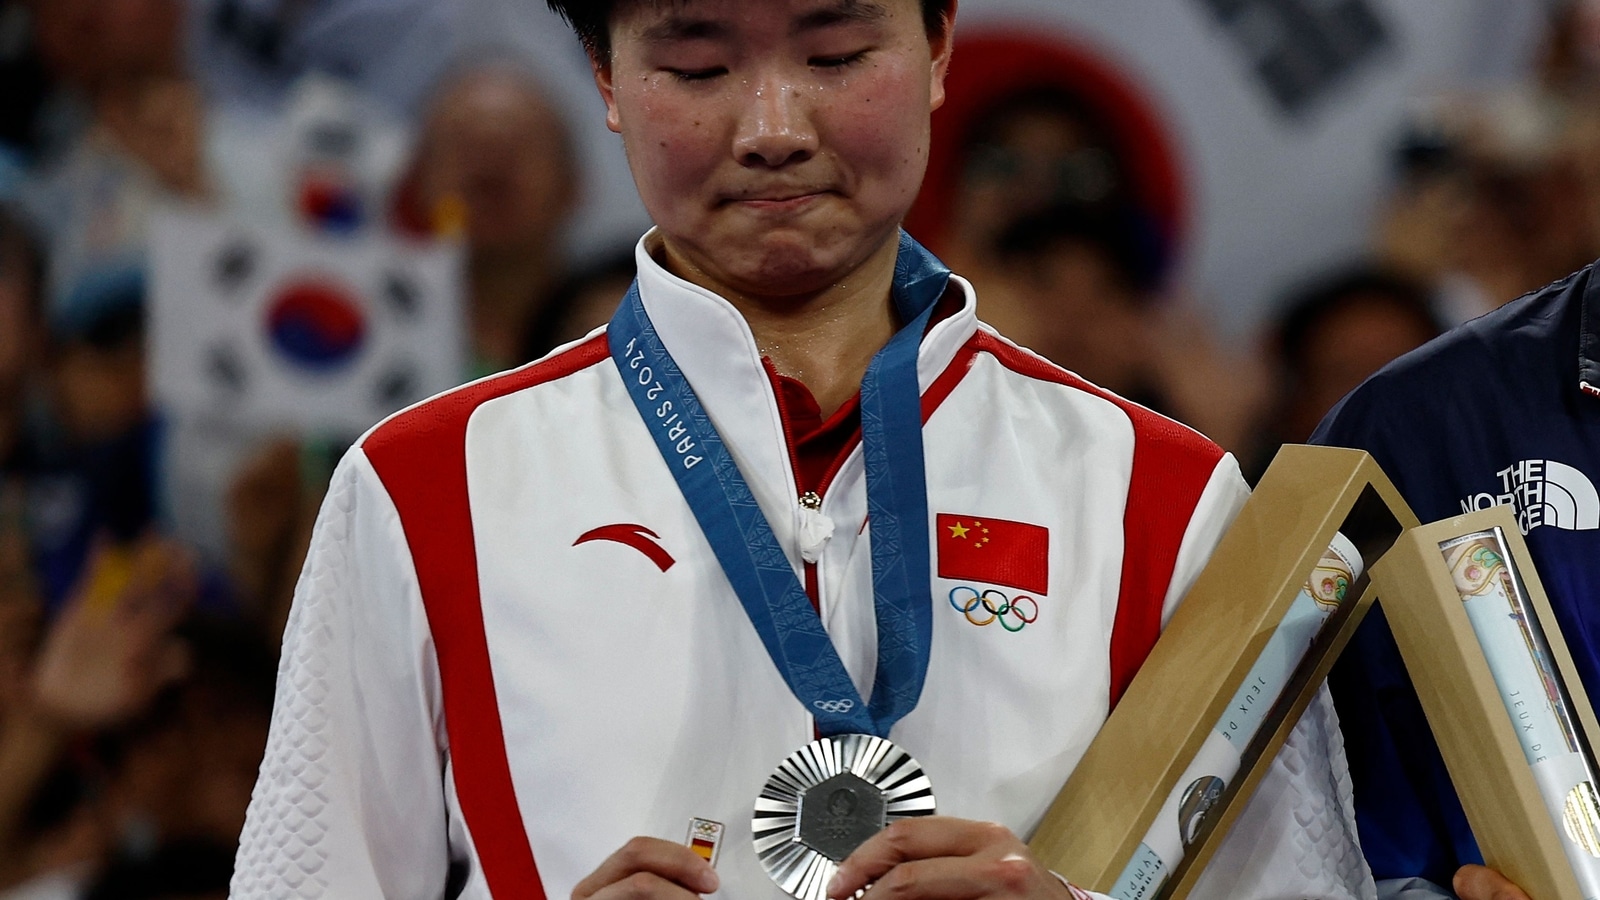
top-left (1196, 0), bottom-right (1390, 118)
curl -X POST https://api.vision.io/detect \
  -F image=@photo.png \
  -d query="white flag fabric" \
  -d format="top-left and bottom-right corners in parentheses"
top-left (149, 207), bottom-right (464, 435)
top-left (910, 0), bottom-right (1549, 334)
top-left (484, 0), bottom-right (1545, 335)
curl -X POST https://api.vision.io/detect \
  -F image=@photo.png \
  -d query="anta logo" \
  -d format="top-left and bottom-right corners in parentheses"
top-left (573, 524), bottom-right (676, 572)
top-left (1459, 459), bottom-right (1600, 534)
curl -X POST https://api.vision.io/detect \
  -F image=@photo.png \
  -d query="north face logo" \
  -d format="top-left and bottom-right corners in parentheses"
top-left (1460, 459), bottom-right (1600, 534)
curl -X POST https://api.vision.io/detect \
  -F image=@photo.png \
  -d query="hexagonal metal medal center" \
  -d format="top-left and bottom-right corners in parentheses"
top-left (796, 772), bottom-right (886, 862)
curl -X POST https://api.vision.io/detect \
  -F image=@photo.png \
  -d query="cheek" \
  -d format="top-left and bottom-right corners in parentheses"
top-left (830, 65), bottom-right (932, 195)
top-left (620, 82), bottom-right (725, 211)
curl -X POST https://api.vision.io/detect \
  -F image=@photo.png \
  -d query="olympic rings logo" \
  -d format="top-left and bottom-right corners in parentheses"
top-left (949, 586), bottom-right (1039, 632)
top-left (812, 699), bottom-right (856, 714)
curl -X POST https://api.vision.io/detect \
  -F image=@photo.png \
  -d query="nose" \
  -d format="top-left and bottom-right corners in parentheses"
top-left (732, 76), bottom-right (819, 168)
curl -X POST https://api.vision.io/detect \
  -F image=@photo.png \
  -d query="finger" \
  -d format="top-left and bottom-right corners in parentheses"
top-left (1454, 865), bottom-right (1533, 900)
top-left (831, 819), bottom-right (1021, 899)
top-left (853, 852), bottom-right (1039, 900)
top-left (572, 837), bottom-right (719, 900)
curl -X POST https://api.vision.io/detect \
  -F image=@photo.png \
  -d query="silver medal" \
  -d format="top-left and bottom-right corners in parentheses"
top-left (754, 734), bottom-right (936, 900)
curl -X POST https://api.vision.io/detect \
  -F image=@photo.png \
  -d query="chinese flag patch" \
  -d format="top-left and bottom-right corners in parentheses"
top-left (936, 514), bottom-right (1049, 594)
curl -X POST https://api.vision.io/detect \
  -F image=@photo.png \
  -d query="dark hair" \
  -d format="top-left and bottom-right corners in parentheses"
top-left (995, 203), bottom-right (1169, 295)
top-left (83, 839), bottom-right (237, 900)
top-left (960, 86), bottom-right (1110, 160)
top-left (1275, 266), bottom-right (1443, 376)
top-left (0, 205), bottom-right (45, 319)
top-left (521, 246), bottom-right (636, 361)
top-left (546, 0), bottom-right (954, 57)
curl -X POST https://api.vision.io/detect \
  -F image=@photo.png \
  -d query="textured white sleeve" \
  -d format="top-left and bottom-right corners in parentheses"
top-left (1155, 454), bottom-right (1377, 900)
top-left (230, 450), bottom-right (458, 899)
top-left (1189, 684), bottom-right (1376, 900)
top-left (1062, 688), bottom-right (1376, 900)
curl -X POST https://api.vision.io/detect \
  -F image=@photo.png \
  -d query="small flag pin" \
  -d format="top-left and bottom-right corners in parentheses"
top-left (685, 817), bottom-right (725, 867)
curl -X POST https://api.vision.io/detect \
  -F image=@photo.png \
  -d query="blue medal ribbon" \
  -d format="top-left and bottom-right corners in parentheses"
top-left (608, 232), bottom-right (950, 738)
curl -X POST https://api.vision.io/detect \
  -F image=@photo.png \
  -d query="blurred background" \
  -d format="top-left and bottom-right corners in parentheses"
top-left (0, 0), bottom-right (1597, 896)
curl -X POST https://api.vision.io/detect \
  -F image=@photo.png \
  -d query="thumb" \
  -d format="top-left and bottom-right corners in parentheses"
top-left (1453, 865), bottom-right (1532, 900)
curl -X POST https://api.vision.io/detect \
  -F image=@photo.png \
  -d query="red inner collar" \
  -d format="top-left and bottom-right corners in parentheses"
top-left (762, 288), bottom-right (963, 499)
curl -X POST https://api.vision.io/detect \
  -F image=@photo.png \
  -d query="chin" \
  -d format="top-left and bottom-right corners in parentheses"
top-left (729, 231), bottom-right (879, 296)
top-left (737, 259), bottom-right (841, 299)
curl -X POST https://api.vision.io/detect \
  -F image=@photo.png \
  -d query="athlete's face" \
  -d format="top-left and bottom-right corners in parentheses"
top-left (596, 0), bottom-right (954, 300)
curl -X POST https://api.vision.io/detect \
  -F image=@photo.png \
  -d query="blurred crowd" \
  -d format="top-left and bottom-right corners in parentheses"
top-left (2, 0), bottom-right (1600, 897)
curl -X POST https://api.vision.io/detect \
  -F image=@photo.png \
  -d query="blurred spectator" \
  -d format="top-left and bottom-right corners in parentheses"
top-left (1243, 266), bottom-right (1444, 481)
top-left (0, 2), bottom-right (58, 168)
top-left (26, 272), bottom-right (158, 611)
top-left (904, 32), bottom-right (1185, 280)
top-left (1377, 130), bottom-right (1596, 326)
top-left (0, 536), bottom-right (194, 893)
top-left (221, 438), bottom-right (317, 640)
top-left (993, 205), bottom-right (1165, 405)
top-left (189, 0), bottom-right (457, 117)
top-left (522, 248), bottom-right (635, 359)
top-left (23, 0), bottom-right (209, 320)
top-left (988, 203), bottom-right (1267, 452)
top-left (931, 83), bottom-right (1167, 360)
top-left (0, 209), bottom-right (161, 619)
top-left (0, 540), bottom-right (273, 896)
top-left (31, 0), bottom-right (185, 94)
top-left (896, 47), bottom-right (1265, 451)
top-left (80, 839), bottom-right (234, 900)
top-left (48, 275), bottom-right (148, 450)
top-left (405, 61), bottom-right (578, 374)
top-left (0, 207), bottom-right (43, 474)
top-left (945, 87), bottom-right (1155, 280)
top-left (1377, 8), bottom-right (1600, 326)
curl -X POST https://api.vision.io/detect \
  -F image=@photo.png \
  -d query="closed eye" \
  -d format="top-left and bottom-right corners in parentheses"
top-left (666, 66), bottom-right (729, 82)
top-left (810, 50), bottom-right (870, 70)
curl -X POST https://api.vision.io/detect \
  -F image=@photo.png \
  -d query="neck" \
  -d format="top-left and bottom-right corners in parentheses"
top-left (662, 236), bottom-right (902, 417)
top-left (469, 247), bottom-right (559, 369)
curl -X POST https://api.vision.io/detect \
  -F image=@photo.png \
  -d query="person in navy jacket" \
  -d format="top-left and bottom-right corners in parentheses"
top-left (1314, 262), bottom-right (1600, 900)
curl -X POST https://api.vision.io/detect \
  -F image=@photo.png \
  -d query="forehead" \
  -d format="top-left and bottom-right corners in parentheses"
top-left (612, 0), bottom-right (910, 40)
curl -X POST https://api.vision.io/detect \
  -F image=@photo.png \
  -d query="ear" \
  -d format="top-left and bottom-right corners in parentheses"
top-left (928, 1), bottom-right (957, 112)
top-left (592, 52), bottom-right (622, 135)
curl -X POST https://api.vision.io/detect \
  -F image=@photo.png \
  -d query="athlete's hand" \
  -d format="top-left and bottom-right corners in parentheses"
top-left (572, 836), bottom-right (720, 899)
top-left (1454, 865), bottom-right (1532, 900)
top-left (828, 817), bottom-right (1077, 899)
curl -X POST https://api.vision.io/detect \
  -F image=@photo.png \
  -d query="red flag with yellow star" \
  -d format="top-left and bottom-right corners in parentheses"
top-left (936, 514), bottom-right (1049, 594)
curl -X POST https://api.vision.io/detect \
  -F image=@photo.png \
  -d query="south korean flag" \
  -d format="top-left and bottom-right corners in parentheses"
top-left (149, 208), bottom-right (464, 435)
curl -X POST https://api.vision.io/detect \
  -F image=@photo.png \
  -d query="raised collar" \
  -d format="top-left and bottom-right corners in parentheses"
top-left (630, 228), bottom-right (979, 566)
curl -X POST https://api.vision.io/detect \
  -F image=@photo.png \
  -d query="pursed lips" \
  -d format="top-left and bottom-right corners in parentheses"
top-left (721, 188), bottom-right (834, 208)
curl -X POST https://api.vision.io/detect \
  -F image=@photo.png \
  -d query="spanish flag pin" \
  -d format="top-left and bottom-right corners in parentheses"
top-left (685, 818), bottom-right (724, 867)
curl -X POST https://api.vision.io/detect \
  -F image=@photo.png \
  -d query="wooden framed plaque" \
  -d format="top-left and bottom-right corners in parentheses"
top-left (1029, 444), bottom-right (1417, 899)
top-left (1373, 507), bottom-right (1600, 900)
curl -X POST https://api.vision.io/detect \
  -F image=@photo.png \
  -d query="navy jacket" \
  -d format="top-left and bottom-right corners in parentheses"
top-left (1312, 262), bottom-right (1600, 886)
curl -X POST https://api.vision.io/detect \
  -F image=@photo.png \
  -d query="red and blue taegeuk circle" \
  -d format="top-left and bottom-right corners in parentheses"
top-left (264, 278), bottom-right (367, 372)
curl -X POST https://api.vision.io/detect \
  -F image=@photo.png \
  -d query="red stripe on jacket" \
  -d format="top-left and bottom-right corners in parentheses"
top-left (363, 335), bottom-right (610, 900)
top-left (969, 333), bottom-right (1225, 708)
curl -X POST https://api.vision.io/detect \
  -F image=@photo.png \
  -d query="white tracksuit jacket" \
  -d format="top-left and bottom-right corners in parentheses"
top-left (231, 233), bottom-right (1376, 900)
